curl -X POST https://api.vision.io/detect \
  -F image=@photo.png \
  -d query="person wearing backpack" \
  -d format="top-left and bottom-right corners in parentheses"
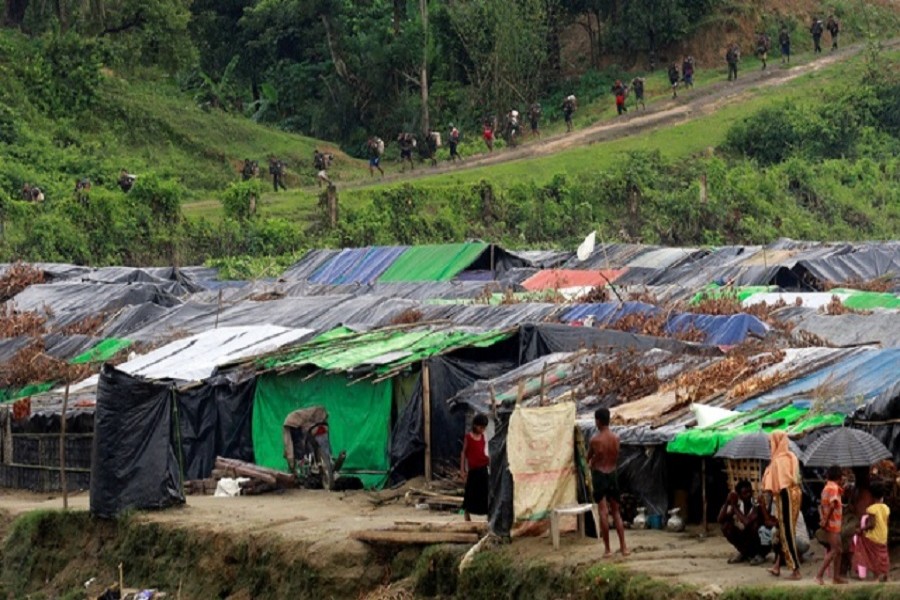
top-left (398, 132), bottom-right (416, 171)
top-left (448, 124), bottom-right (461, 162)
top-left (611, 80), bottom-right (628, 115)
top-left (366, 137), bottom-right (385, 177)
top-left (826, 15), bottom-right (840, 51)
top-left (810, 17), bottom-right (824, 53)
top-left (726, 43), bottom-right (740, 81)
top-left (630, 77), bottom-right (646, 110)
top-left (779, 25), bottom-right (791, 64)
top-left (562, 95), bottom-right (577, 132)
top-left (528, 102), bottom-right (542, 138)
top-left (667, 63), bottom-right (680, 98)
top-left (756, 32), bottom-right (771, 70)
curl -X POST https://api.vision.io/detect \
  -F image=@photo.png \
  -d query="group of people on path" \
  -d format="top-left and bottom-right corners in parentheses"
top-left (726, 16), bottom-right (840, 80)
top-left (719, 432), bottom-right (890, 585)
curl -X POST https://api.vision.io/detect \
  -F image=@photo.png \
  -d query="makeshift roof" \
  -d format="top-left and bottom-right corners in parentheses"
top-left (259, 326), bottom-right (513, 376)
top-left (691, 284), bottom-right (780, 304)
top-left (70, 338), bottom-right (132, 364)
top-left (377, 243), bottom-right (489, 282)
top-left (521, 269), bottom-right (626, 292)
top-left (666, 404), bottom-right (845, 456)
top-left (735, 347), bottom-right (900, 414)
top-left (308, 246), bottom-right (408, 285)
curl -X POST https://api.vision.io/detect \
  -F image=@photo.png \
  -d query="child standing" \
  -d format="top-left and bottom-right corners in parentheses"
top-left (817, 465), bottom-right (848, 585)
top-left (852, 482), bottom-right (891, 581)
top-left (460, 413), bottom-right (490, 521)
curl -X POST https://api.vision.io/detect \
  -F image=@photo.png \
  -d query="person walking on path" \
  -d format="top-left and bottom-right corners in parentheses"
top-left (448, 124), bottom-right (461, 162)
top-left (630, 77), bottom-right (646, 110)
top-left (366, 137), bottom-right (385, 177)
top-left (460, 413), bottom-right (490, 521)
top-left (826, 15), bottom-right (840, 51)
top-left (756, 31), bottom-right (771, 70)
top-left (588, 408), bottom-right (629, 558)
top-left (726, 43), bottom-right (740, 81)
top-left (667, 63), bottom-right (680, 98)
top-left (762, 431), bottom-right (803, 580)
top-left (811, 17), bottom-right (824, 53)
top-left (682, 56), bottom-right (695, 89)
top-left (816, 466), bottom-right (848, 585)
top-left (611, 80), bottom-right (628, 115)
top-left (779, 26), bottom-right (791, 64)
top-left (562, 95), bottom-right (577, 132)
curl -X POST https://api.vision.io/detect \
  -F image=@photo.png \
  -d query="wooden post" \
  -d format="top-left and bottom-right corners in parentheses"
top-left (215, 289), bottom-right (223, 329)
top-left (489, 384), bottom-right (498, 419)
top-left (118, 562), bottom-right (124, 594)
top-left (423, 361), bottom-right (432, 483)
top-left (702, 458), bottom-right (708, 534)
top-left (60, 383), bottom-right (69, 509)
top-left (489, 244), bottom-right (496, 278)
top-left (540, 363), bottom-right (548, 406)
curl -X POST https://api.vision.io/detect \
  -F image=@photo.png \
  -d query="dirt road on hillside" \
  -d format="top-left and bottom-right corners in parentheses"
top-left (3, 487), bottom-right (900, 595)
top-left (338, 39), bottom-right (899, 191)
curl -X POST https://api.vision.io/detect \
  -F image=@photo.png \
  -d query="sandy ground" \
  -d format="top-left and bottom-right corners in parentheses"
top-left (3, 486), bottom-right (900, 593)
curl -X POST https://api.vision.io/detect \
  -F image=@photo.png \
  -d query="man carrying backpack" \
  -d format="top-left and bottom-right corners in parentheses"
top-left (726, 43), bottom-right (740, 81)
top-left (630, 77), bottom-right (646, 110)
top-left (528, 102), bottom-right (542, 138)
top-left (779, 25), bottom-right (791, 64)
top-left (366, 137), bottom-right (385, 177)
top-left (826, 15), bottom-right (840, 51)
top-left (268, 157), bottom-right (286, 192)
top-left (448, 124), bottom-right (461, 162)
top-left (241, 158), bottom-right (258, 181)
top-left (810, 17), bottom-right (824, 53)
top-left (667, 63), bottom-right (680, 98)
top-left (397, 132), bottom-right (415, 171)
top-left (562, 95), bottom-right (577, 132)
top-left (756, 32), bottom-right (771, 70)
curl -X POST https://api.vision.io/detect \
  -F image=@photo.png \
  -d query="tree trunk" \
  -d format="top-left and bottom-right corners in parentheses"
top-left (419, 0), bottom-right (429, 134)
top-left (4, 0), bottom-right (28, 26)
top-left (392, 0), bottom-right (404, 35)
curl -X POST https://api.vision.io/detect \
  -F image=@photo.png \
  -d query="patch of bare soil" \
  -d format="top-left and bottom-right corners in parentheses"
top-left (4, 489), bottom-right (900, 594)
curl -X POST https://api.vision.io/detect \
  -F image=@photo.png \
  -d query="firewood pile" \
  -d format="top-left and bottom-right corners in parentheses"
top-left (184, 456), bottom-right (297, 496)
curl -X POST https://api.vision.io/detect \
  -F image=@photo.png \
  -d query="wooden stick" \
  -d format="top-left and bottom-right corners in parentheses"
top-left (540, 363), bottom-right (548, 406)
top-left (702, 457), bottom-right (708, 534)
top-left (350, 530), bottom-right (479, 545)
top-left (60, 383), bottom-right (69, 509)
top-left (423, 361), bottom-right (432, 484)
top-left (489, 384), bottom-right (498, 419)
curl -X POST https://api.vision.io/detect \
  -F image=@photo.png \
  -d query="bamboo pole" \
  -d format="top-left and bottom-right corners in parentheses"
top-left (60, 383), bottom-right (69, 509)
top-left (702, 458), bottom-right (708, 534)
top-left (423, 361), bottom-right (432, 483)
top-left (540, 363), bottom-right (548, 406)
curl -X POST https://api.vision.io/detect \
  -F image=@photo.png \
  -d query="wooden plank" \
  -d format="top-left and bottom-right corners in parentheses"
top-left (392, 521), bottom-right (488, 534)
top-left (423, 361), bottom-right (432, 483)
top-left (350, 530), bottom-right (479, 545)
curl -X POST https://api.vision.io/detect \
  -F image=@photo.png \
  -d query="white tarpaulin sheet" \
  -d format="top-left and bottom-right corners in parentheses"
top-left (508, 402), bottom-right (577, 521)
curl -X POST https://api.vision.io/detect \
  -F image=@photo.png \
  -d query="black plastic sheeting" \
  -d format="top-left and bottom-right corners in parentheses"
top-left (390, 356), bottom-right (515, 482)
top-left (175, 375), bottom-right (257, 480)
top-left (90, 364), bottom-right (184, 518)
top-left (518, 323), bottom-right (718, 364)
top-left (488, 410), bottom-right (514, 537)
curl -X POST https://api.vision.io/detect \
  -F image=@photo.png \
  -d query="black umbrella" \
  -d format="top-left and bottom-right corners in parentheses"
top-left (801, 427), bottom-right (892, 468)
top-left (715, 432), bottom-right (802, 460)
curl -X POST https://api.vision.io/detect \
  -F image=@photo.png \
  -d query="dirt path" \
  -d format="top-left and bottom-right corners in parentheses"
top-left (336, 39), bottom-right (898, 192)
top-left (3, 488), bottom-right (900, 593)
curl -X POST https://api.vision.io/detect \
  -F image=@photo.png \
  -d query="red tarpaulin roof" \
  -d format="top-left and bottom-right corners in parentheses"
top-left (521, 269), bottom-right (627, 291)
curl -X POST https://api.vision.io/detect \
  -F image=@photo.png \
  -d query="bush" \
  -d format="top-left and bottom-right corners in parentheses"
top-left (221, 180), bottom-right (264, 221)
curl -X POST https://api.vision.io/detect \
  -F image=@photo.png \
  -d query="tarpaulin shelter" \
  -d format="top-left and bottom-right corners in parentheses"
top-left (521, 269), bottom-right (626, 292)
top-left (247, 327), bottom-right (515, 488)
top-left (308, 246), bottom-right (409, 285)
top-left (377, 243), bottom-right (489, 282)
top-left (91, 365), bottom-right (184, 518)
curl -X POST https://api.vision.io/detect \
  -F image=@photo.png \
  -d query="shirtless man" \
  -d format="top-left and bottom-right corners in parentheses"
top-left (588, 407), bottom-right (629, 558)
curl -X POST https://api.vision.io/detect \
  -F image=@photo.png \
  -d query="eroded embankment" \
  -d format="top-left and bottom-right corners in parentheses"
top-left (0, 511), bottom-right (894, 600)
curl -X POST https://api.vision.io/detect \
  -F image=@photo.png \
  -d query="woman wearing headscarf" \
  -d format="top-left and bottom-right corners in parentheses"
top-left (761, 431), bottom-right (803, 579)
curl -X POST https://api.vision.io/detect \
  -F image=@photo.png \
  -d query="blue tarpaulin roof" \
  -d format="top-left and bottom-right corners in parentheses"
top-left (309, 246), bottom-right (409, 285)
top-left (560, 303), bottom-right (769, 345)
top-left (736, 347), bottom-right (900, 413)
top-left (666, 313), bottom-right (769, 346)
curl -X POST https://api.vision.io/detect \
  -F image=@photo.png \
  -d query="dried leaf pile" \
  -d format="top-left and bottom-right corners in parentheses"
top-left (674, 349), bottom-right (785, 404)
top-left (823, 277), bottom-right (894, 293)
top-left (0, 305), bottom-right (47, 338)
top-left (589, 351), bottom-right (661, 405)
top-left (606, 311), bottom-right (705, 343)
top-left (390, 308), bottom-right (424, 325)
top-left (0, 341), bottom-right (91, 389)
top-left (0, 263), bottom-right (45, 302)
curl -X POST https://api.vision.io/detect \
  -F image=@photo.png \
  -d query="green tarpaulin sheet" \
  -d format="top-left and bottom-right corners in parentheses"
top-left (666, 405), bottom-right (845, 457)
top-left (70, 338), bottom-right (133, 364)
top-left (690, 284), bottom-right (778, 305)
top-left (0, 381), bottom-right (55, 403)
top-left (262, 329), bottom-right (510, 374)
top-left (830, 289), bottom-right (900, 310)
top-left (378, 243), bottom-right (488, 282)
top-left (252, 372), bottom-right (392, 489)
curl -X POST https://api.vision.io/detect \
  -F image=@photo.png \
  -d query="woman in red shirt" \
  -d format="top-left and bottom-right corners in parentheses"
top-left (817, 465), bottom-right (847, 585)
top-left (482, 123), bottom-right (494, 152)
top-left (460, 413), bottom-right (490, 521)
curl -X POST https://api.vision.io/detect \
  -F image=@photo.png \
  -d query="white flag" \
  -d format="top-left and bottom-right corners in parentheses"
top-left (576, 231), bottom-right (596, 262)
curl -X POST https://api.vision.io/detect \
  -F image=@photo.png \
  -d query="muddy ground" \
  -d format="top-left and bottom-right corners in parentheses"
top-left (2, 485), bottom-right (899, 596)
